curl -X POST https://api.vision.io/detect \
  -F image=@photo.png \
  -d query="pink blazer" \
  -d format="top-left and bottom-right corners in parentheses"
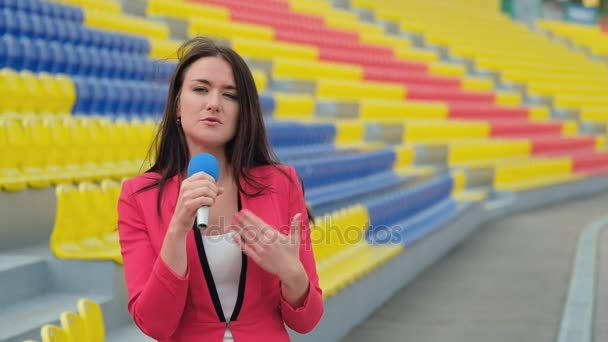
top-left (117, 164), bottom-right (324, 341)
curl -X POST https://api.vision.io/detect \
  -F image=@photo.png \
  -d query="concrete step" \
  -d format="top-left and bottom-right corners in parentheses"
top-left (0, 292), bottom-right (110, 342)
top-left (0, 255), bottom-right (47, 309)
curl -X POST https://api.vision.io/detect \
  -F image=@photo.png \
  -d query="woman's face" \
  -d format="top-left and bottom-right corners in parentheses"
top-left (178, 56), bottom-right (239, 154)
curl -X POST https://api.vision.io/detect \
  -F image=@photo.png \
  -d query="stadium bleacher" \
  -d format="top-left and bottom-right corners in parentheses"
top-left (1, 0), bottom-right (608, 341)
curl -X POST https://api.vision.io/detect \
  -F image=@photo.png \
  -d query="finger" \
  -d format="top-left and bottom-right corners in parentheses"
top-left (185, 187), bottom-right (218, 202)
top-left (290, 213), bottom-right (302, 243)
top-left (236, 228), bottom-right (266, 255)
top-left (185, 179), bottom-right (218, 195)
top-left (233, 234), bottom-right (262, 264)
top-left (217, 186), bottom-right (225, 197)
top-left (185, 197), bottom-right (214, 211)
top-left (237, 210), bottom-right (269, 234)
top-left (189, 171), bottom-right (217, 182)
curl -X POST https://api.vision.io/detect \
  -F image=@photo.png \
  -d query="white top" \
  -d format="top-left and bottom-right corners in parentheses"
top-left (202, 231), bottom-right (242, 341)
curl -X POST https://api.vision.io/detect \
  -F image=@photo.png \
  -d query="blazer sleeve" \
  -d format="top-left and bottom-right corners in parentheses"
top-left (117, 180), bottom-right (190, 340)
top-left (280, 166), bottom-right (324, 333)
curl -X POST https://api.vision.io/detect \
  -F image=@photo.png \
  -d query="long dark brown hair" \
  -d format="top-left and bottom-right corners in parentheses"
top-left (137, 37), bottom-right (288, 216)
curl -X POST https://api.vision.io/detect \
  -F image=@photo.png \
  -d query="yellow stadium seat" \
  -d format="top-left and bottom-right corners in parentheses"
top-left (273, 93), bottom-right (315, 119)
top-left (311, 205), bottom-right (403, 298)
top-left (251, 69), bottom-right (268, 92)
top-left (84, 9), bottom-right (169, 39)
top-left (447, 140), bottom-right (531, 166)
top-left (50, 0), bottom-right (121, 13)
top-left (429, 62), bottom-right (466, 77)
top-left (40, 325), bottom-right (69, 342)
top-left (335, 120), bottom-right (365, 146)
top-left (359, 100), bottom-right (448, 120)
top-left (60, 312), bottom-right (88, 342)
top-left (231, 38), bottom-right (318, 61)
top-left (77, 298), bottom-right (106, 342)
top-left (272, 59), bottom-right (363, 82)
top-left (147, 0), bottom-right (229, 21)
top-left (148, 38), bottom-right (183, 60)
top-left (1, 69), bottom-right (21, 113)
top-left (316, 79), bottom-right (406, 101)
top-left (402, 120), bottom-right (490, 143)
top-left (50, 183), bottom-right (122, 263)
top-left (394, 46), bottom-right (439, 63)
top-left (53, 75), bottom-right (77, 114)
top-left (0, 118), bottom-right (27, 191)
top-left (189, 18), bottom-right (274, 42)
top-left (493, 157), bottom-right (580, 191)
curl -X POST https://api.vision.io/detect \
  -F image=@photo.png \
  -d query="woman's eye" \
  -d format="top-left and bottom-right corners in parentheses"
top-left (193, 87), bottom-right (207, 93)
top-left (224, 93), bottom-right (238, 100)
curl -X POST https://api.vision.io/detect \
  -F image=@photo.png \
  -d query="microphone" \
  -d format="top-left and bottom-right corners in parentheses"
top-left (187, 153), bottom-right (220, 229)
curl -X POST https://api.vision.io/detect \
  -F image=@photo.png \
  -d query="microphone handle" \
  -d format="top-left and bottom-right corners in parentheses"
top-left (196, 207), bottom-right (209, 229)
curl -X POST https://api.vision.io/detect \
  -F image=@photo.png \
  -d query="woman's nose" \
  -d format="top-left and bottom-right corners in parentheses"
top-left (205, 95), bottom-right (220, 113)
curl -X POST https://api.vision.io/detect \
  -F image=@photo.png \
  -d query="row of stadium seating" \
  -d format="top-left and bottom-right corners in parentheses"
top-left (0, 35), bottom-right (173, 81)
top-left (22, 298), bottom-right (105, 342)
top-left (344, 0), bottom-right (608, 129)
top-left (537, 19), bottom-right (608, 59)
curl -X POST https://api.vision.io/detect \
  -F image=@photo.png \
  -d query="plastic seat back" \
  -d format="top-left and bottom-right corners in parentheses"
top-left (77, 298), bottom-right (105, 342)
top-left (60, 311), bottom-right (88, 342)
top-left (40, 325), bottom-right (69, 342)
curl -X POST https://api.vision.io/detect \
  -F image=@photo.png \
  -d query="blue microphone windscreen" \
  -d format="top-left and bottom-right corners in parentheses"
top-left (187, 153), bottom-right (220, 180)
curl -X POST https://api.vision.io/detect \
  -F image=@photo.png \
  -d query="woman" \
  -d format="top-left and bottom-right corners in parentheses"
top-left (117, 37), bottom-right (323, 341)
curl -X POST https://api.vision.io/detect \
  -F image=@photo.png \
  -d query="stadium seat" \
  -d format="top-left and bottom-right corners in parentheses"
top-left (50, 182), bottom-right (122, 263)
top-left (366, 174), bottom-right (453, 228)
top-left (77, 298), bottom-right (105, 342)
top-left (40, 324), bottom-right (69, 342)
top-left (447, 139), bottom-right (531, 166)
top-left (493, 157), bottom-right (580, 191)
top-left (306, 170), bottom-right (414, 215)
top-left (59, 311), bottom-right (88, 341)
top-left (311, 205), bottom-right (404, 298)
top-left (266, 121), bottom-right (336, 147)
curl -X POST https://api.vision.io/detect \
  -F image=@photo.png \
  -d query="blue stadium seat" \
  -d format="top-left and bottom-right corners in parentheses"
top-left (292, 149), bottom-right (396, 189)
top-left (15, 11), bottom-right (32, 39)
top-left (63, 43), bottom-right (80, 75)
top-left (33, 39), bottom-right (50, 72)
top-left (64, 21), bottom-right (81, 45)
top-left (116, 82), bottom-right (133, 114)
top-left (306, 170), bottom-right (412, 215)
top-left (29, 14), bottom-right (44, 39)
top-left (37, 0), bottom-right (52, 18)
top-left (260, 94), bottom-right (276, 116)
top-left (0, 37), bottom-right (5, 67)
top-left (0, 0), bottom-right (18, 11)
top-left (39, 16), bottom-right (57, 41)
top-left (0, 6), bottom-right (149, 55)
top-left (73, 45), bottom-right (88, 76)
top-left (365, 175), bottom-right (454, 230)
top-left (54, 17), bottom-right (69, 43)
top-left (266, 121), bottom-right (336, 147)
top-left (2, 35), bottom-right (23, 70)
top-left (101, 79), bottom-right (118, 114)
top-left (275, 143), bottom-right (342, 161)
top-left (126, 83), bottom-right (144, 114)
top-left (0, 9), bottom-right (18, 36)
top-left (20, 37), bottom-right (37, 71)
top-left (389, 198), bottom-right (463, 245)
top-left (72, 76), bottom-right (91, 114)
top-left (48, 41), bottom-right (64, 73)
